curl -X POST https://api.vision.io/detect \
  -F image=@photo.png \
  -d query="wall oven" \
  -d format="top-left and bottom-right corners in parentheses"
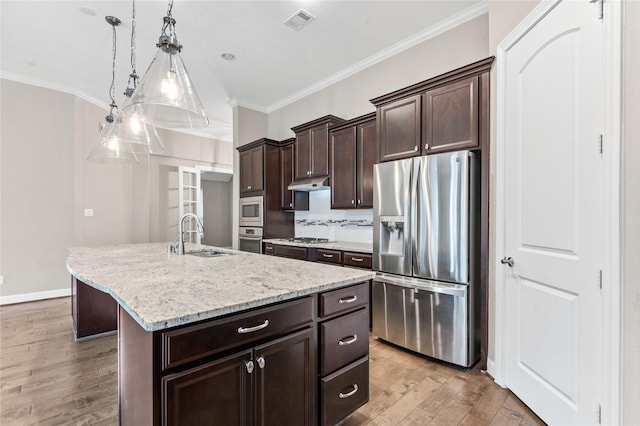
top-left (239, 196), bottom-right (264, 227)
top-left (239, 227), bottom-right (263, 254)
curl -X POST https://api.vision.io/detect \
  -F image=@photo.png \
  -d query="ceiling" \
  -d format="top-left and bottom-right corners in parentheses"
top-left (0, 1), bottom-right (485, 142)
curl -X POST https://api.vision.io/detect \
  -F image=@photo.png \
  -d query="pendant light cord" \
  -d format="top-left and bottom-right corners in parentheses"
top-left (126, 0), bottom-right (138, 95)
top-left (107, 19), bottom-right (118, 121)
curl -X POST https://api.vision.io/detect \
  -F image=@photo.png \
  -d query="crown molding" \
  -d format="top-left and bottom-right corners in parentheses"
top-left (266, 1), bottom-right (489, 113)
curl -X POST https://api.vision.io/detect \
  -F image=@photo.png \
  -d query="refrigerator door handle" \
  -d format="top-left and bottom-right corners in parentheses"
top-left (410, 157), bottom-right (420, 277)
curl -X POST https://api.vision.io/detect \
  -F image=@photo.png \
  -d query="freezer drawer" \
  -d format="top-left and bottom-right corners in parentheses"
top-left (372, 277), bottom-right (478, 367)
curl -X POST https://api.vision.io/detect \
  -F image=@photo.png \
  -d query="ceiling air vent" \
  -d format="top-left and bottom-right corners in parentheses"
top-left (284, 9), bottom-right (315, 31)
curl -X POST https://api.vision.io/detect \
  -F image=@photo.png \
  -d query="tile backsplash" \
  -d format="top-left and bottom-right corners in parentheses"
top-left (294, 190), bottom-right (373, 243)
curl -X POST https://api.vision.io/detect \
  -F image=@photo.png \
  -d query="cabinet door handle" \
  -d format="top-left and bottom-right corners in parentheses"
top-left (414, 145), bottom-right (418, 152)
top-left (338, 335), bottom-right (358, 346)
top-left (289, 202), bottom-right (293, 208)
top-left (237, 319), bottom-right (269, 334)
top-left (425, 144), bottom-right (429, 150)
top-left (352, 200), bottom-right (355, 206)
top-left (247, 185), bottom-right (252, 190)
top-left (338, 295), bottom-right (358, 304)
top-left (339, 384), bottom-right (359, 399)
top-left (257, 356), bottom-right (265, 369)
top-left (245, 360), bottom-right (254, 374)
top-left (322, 254), bottom-right (334, 258)
top-left (357, 199), bottom-right (361, 205)
top-left (350, 257), bottom-right (364, 262)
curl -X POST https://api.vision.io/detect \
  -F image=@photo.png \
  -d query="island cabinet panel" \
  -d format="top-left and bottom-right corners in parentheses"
top-left (161, 296), bottom-right (314, 370)
top-left (71, 276), bottom-right (117, 340)
top-left (255, 328), bottom-right (316, 426)
top-left (423, 75), bottom-right (479, 154)
top-left (319, 282), bottom-right (369, 318)
top-left (319, 308), bottom-right (369, 376)
top-left (163, 350), bottom-right (253, 426)
top-left (321, 356), bottom-right (369, 426)
top-left (317, 283), bottom-right (370, 426)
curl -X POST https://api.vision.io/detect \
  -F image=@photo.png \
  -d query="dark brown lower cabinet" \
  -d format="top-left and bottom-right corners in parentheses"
top-left (117, 284), bottom-right (369, 426)
top-left (163, 328), bottom-right (315, 426)
top-left (163, 350), bottom-right (253, 425)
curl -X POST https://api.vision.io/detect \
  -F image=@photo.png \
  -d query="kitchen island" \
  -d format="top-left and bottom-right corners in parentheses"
top-left (67, 243), bottom-right (374, 426)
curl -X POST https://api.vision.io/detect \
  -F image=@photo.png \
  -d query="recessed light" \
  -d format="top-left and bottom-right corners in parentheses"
top-left (79, 6), bottom-right (96, 16)
top-left (221, 53), bottom-right (236, 61)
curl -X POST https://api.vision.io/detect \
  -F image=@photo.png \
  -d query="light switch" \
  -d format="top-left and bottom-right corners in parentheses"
top-left (84, 208), bottom-right (94, 217)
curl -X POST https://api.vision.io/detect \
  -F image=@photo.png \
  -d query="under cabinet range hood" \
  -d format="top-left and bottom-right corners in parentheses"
top-left (287, 176), bottom-right (329, 191)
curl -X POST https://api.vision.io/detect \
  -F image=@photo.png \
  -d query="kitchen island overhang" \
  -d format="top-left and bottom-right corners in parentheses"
top-left (67, 243), bottom-right (374, 425)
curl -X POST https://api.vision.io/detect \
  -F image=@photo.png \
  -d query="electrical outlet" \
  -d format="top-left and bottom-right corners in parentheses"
top-left (84, 208), bottom-right (94, 217)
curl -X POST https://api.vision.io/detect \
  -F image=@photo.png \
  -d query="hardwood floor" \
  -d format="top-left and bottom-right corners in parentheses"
top-left (0, 297), bottom-right (544, 426)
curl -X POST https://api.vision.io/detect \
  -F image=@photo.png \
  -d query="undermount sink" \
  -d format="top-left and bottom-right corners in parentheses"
top-left (186, 249), bottom-right (234, 258)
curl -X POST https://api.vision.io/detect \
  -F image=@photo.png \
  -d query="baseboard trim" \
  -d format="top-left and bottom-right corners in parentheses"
top-left (0, 288), bottom-right (71, 306)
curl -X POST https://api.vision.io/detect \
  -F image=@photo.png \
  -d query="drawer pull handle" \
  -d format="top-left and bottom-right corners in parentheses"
top-left (339, 384), bottom-right (359, 399)
top-left (245, 360), bottom-right (254, 374)
top-left (338, 335), bottom-right (358, 346)
top-left (351, 257), bottom-right (364, 262)
top-left (238, 319), bottom-right (269, 334)
top-left (257, 356), bottom-right (265, 369)
top-left (322, 254), bottom-right (334, 258)
top-left (338, 295), bottom-right (358, 304)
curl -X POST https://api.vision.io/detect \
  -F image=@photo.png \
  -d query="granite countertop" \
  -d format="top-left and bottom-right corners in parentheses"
top-left (66, 243), bottom-right (375, 332)
top-left (263, 239), bottom-right (373, 254)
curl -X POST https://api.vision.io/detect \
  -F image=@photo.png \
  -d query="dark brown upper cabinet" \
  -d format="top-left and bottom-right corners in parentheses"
top-left (371, 57), bottom-right (492, 162)
top-left (291, 115), bottom-right (345, 180)
top-left (280, 139), bottom-right (309, 211)
top-left (423, 75), bottom-right (478, 154)
top-left (329, 113), bottom-right (376, 209)
top-left (239, 145), bottom-right (264, 196)
top-left (378, 94), bottom-right (422, 162)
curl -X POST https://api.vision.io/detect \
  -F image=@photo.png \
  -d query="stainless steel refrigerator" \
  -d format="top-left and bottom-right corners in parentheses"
top-left (372, 150), bottom-right (480, 367)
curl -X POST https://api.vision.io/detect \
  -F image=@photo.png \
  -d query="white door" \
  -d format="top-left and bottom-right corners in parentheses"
top-left (501, 1), bottom-right (603, 424)
top-left (178, 166), bottom-right (203, 244)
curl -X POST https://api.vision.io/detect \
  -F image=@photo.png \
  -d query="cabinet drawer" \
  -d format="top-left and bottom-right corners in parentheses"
top-left (319, 282), bottom-right (369, 318)
top-left (161, 297), bottom-right (313, 370)
top-left (316, 249), bottom-right (342, 265)
top-left (321, 356), bottom-right (369, 426)
top-left (263, 243), bottom-right (275, 256)
top-left (320, 309), bottom-right (369, 375)
top-left (343, 252), bottom-right (372, 269)
top-left (274, 244), bottom-right (308, 260)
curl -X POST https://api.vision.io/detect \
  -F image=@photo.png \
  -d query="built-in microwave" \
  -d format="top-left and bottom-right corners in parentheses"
top-left (239, 196), bottom-right (263, 227)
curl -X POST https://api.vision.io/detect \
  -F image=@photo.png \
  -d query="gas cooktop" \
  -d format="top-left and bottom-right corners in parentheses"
top-left (285, 237), bottom-right (331, 244)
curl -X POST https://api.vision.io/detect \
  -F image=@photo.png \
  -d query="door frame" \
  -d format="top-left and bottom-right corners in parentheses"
top-left (493, 0), bottom-right (623, 423)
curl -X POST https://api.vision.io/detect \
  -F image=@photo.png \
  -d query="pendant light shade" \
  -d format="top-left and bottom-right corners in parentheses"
top-left (123, 9), bottom-right (209, 130)
top-left (87, 120), bottom-right (140, 165)
top-left (116, 98), bottom-right (165, 154)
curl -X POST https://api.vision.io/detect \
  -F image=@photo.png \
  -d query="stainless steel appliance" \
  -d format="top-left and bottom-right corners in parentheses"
top-left (239, 196), bottom-right (263, 227)
top-left (372, 151), bottom-right (480, 367)
top-left (239, 227), bottom-right (263, 254)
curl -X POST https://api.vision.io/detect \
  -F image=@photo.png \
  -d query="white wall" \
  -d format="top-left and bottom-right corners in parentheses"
top-left (1, 80), bottom-right (77, 299)
top-left (622, 1), bottom-right (640, 423)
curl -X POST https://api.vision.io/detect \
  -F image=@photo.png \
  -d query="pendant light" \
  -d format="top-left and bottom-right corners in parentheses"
top-left (87, 16), bottom-right (139, 165)
top-left (123, 0), bottom-right (208, 130)
top-left (114, 0), bottom-right (165, 154)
